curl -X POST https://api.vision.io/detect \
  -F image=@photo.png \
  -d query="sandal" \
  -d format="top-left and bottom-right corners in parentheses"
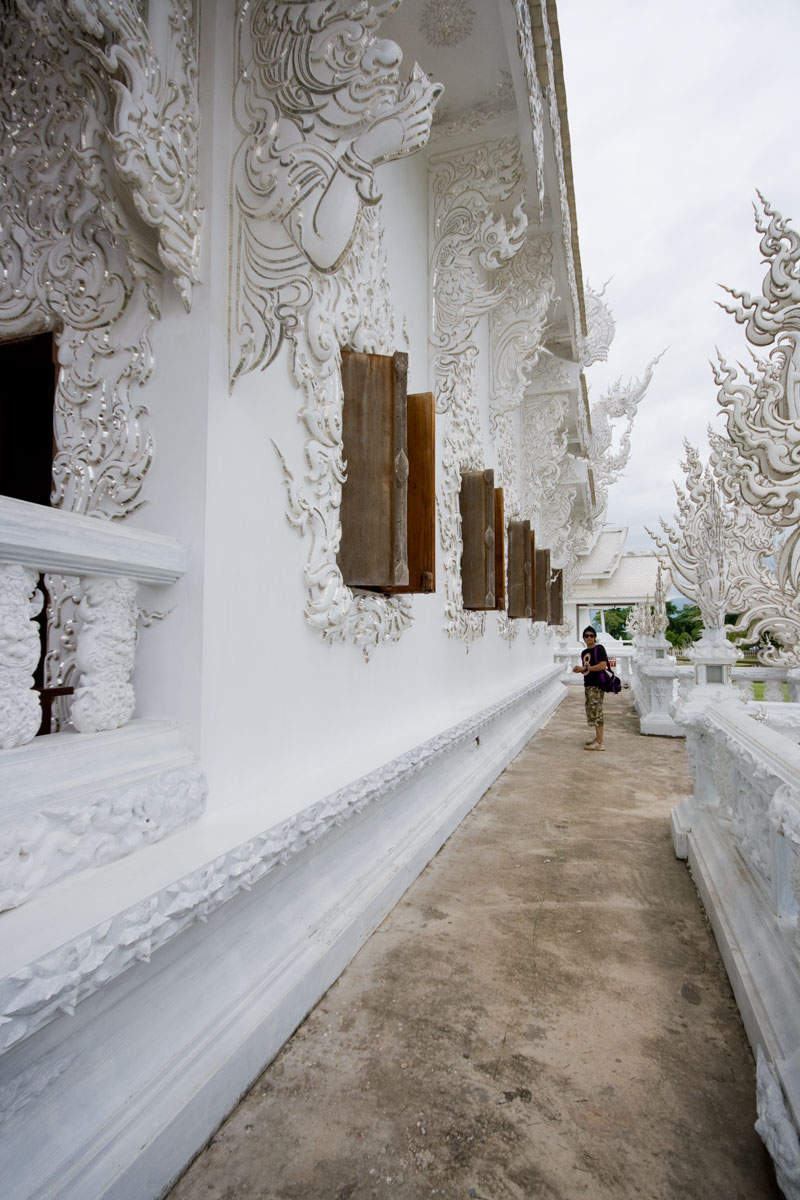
top-left (584, 743), bottom-right (605, 751)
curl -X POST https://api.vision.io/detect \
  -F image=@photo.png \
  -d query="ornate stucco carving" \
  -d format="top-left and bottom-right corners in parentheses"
top-left (0, 759), bottom-right (207, 912)
top-left (1, 1), bottom-right (201, 706)
top-left (0, 668), bottom-right (563, 1052)
top-left (510, 0), bottom-right (545, 223)
top-left (430, 72), bottom-right (514, 143)
top-left (586, 353), bottom-right (662, 516)
top-left (419, 0), bottom-right (475, 47)
top-left (0, 566), bottom-right (43, 750)
top-left (583, 280), bottom-right (616, 367)
top-left (489, 234), bottom-right (555, 517)
top-left (232, 1), bottom-right (441, 659)
top-left (70, 576), bottom-right (138, 733)
top-left (429, 138), bottom-right (527, 641)
top-left (229, 0), bottom-right (441, 386)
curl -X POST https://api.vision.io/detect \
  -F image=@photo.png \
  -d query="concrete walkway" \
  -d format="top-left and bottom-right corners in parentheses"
top-left (168, 690), bottom-right (781, 1200)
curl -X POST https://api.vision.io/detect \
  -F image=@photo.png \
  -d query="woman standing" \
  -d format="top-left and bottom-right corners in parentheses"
top-left (572, 625), bottom-right (609, 750)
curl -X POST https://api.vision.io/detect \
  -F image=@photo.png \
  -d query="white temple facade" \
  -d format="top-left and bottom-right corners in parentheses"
top-left (0, 3), bottom-right (638, 1197)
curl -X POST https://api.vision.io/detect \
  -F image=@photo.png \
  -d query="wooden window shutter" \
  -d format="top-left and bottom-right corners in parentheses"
top-left (507, 519), bottom-right (532, 618)
top-left (494, 489), bottom-right (505, 611)
top-left (338, 349), bottom-right (409, 589)
top-left (460, 469), bottom-right (495, 610)
top-left (385, 391), bottom-right (435, 594)
top-left (534, 548), bottom-right (551, 623)
top-left (548, 568), bottom-right (564, 625)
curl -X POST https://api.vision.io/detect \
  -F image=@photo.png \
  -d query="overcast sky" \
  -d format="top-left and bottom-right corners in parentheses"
top-left (557, 0), bottom-right (800, 552)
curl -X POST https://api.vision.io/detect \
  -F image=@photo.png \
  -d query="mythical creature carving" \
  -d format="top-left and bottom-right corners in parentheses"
top-left (586, 353), bottom-right (663, 517)
top-left (583, 280), bottom-right (616, 367)
top-left (229, 0), bottom-right (441, 386)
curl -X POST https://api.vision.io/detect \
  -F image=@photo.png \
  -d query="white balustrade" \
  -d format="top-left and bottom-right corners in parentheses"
top-left (0, 496), bottom-right (186, 748)
top-left (673, 698), bottom-right (800, 1196)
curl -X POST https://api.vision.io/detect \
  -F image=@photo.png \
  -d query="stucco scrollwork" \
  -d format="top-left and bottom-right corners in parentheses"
top-left (229, 0), bottom-right (441, 386)
top-left (1, 1), bottom-right (201, 708)
top-left (232, 1), bottom-right (441, 658)
top-left (429, 138), bottom-right (527, 642)
top-left (583, 280), bottom-right (616, 367)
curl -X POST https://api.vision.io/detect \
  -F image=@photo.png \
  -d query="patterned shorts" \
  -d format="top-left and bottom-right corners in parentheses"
top-left (584, 686), bottom-right (604, 727)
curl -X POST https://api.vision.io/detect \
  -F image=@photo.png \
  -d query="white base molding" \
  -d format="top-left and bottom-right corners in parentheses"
top-left (0, 669), bottom-right (564, 1200)
top-left (0, 720), bottom-right (208, 911)
top-left (639, 712), bottom-right (684, 737)
top-left (672, 797), bottom-right (800, 1199)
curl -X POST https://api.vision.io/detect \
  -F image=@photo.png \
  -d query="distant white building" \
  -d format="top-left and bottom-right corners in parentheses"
top-left (567, 527), bottom-right (666, 642)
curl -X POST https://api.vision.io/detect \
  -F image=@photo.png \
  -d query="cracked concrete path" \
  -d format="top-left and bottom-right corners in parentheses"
top-left (167, 690), bottom-right (780, 1200)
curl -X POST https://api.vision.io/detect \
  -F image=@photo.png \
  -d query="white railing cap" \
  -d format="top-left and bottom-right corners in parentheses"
top-left (0, 496), bottom-right (186, 584)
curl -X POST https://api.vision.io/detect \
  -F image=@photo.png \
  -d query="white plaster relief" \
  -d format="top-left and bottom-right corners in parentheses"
top-left (419, 0), bottom-right (475, 48)
top-left (1, 2), bottom-right (201, 707)
top-left (229, 0), bottom-right (441, 385)
top-left (535, 6), bottom-right (581, 353)
top-left (0, 760), bottom-right (207, 912)
top-left (510, 0), bottom-right (545, 223)
top-left (0, 566), bottom-right (43, 750)
top-left (71, 576), bottom-right (138, 733)
top-left (429, 138), bottom-right (527, 642)
top-left (583, 280), bottom-right (616, 367)
top-left (0, 669), bottom-right (564, 1052)
top-left (430, 72), bottom-right (514, 143)
top-left (233, 0), bottom-right (440, 658)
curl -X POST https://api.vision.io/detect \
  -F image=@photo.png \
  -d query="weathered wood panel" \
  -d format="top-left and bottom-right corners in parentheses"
top-left (386, 391), bottom-right (435, 594)
top-left (548, 568), bottom-right (564, 625)
top-left (507, 519), bottom-right (532, 618)
top-left (460, 470), bottom-right (495, 610)
top-left (534, 547), bottom-right (551, 623)
top-left (494, 489), bottom-right (505, 611)
top-left (338, 349), bottom-right (409, 589)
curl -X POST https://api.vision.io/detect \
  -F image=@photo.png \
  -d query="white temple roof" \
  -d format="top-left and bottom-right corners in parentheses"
top-left (570, 552), bottom-right (664, 605)
top-left (576, 527), bottom-right (628, 580)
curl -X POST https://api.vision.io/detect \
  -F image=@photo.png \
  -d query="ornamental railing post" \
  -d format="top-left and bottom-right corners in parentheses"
top-left (71, 576), bottom-right (138, 734)
top-left (0, 564), bottom-right (43, 749)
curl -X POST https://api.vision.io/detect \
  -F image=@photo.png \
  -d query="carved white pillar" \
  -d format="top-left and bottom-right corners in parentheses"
top-left (0, 565), bottom-right (43, 749)
top-left (71, 576), bottom-right (138, 733)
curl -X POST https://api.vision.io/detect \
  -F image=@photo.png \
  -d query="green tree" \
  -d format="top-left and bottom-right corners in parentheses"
top-left (601, 606), bottom-right (632, 641)
top-left (665, 601), bottom-right (703, 651)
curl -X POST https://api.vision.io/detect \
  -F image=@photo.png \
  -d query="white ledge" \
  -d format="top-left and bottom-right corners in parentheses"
top-left (0, 668), bottom-right (564, 1052)
top-left (0, 497), bottom-right (186, 584)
